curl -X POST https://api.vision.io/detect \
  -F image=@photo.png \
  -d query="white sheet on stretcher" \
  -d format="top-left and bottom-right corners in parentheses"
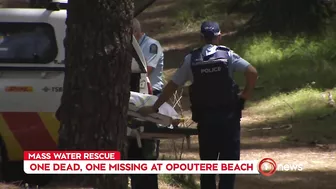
top-left (128, 92), bottom-right (180, 126)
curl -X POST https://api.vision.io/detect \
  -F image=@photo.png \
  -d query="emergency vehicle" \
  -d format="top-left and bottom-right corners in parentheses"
top-left (0, 0), bottom-right (197, 182)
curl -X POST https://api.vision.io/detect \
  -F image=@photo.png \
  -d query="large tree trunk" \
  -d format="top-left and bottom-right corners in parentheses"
top-left (56, 0), bottom-right (133, 188)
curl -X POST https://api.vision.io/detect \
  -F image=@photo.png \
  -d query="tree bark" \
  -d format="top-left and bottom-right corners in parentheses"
top-left (56, 0), bottom-right (133, 188)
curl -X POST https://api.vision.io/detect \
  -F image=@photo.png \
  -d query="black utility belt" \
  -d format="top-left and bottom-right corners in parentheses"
top-left (191, 107), bottom-right (233, 113)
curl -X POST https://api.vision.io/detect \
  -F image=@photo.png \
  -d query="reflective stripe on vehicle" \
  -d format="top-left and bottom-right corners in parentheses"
top-left (39, 112), bottom-right (60, 144)
top-left (0, 112), bottom-right (58, 161)
top-left (0, 114), bottom-right (23, 160)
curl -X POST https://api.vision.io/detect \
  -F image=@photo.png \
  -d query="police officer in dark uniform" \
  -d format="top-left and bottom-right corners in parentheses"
top-left (138, 21), bottom-right (258, 189)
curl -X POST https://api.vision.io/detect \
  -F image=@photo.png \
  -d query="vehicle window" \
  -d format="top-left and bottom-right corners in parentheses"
top-left (0, 22), bottom-right (58, 64)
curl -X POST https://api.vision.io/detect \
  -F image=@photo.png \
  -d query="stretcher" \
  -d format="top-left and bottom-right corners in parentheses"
top-left (127, 92), bottom-right (198, 148)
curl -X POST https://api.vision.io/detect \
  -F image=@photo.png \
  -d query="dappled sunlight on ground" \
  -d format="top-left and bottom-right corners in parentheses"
top-left (240, 148), bottom-right (336, 171)
top-left (155, 85), bottom-right (336, 188)
top-left (158, 181), bottom-right (180, 189)
top-left (160, 137), bottom-right (336, 169)
top-left (247, 88), bottom-right (335, 118)
top-left (0, 183), bottom-right (20, 189)
top-left (159, 135), bottom-right (336, 188)
top-left (241, 111), bottom-right (268, 126)
top-left (236, 170), bottom-right (336, 189)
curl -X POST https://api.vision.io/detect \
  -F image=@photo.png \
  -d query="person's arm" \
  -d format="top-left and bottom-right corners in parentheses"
top-left (241, 65), bottom-right (258, 99)
top-left (138, 55), bottom-right (193, 115)
top-left (229, 51), bottom-right (258, 100)
top-left (146, 43), bottom-right (163, 76)
top-left (154, 54), bottom-right (192, 108)
top-left (152, 81), bottom-right (179, 111)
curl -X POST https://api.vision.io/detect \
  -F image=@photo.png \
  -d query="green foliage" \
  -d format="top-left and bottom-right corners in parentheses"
top-left (248, 88), bottom-right (335, 122)
top-left (175, 0), bottom-right (333, 33)
top-left (230, 30), bottom-right (336, 98)
top-left (247, 0), bottom-right (331, 33)
top-left (227, 29), bottom-right (336, 143)
top-left (175, 0), bottom-right (228, 25)
top-left (246, 87), bottom-right (336, 143)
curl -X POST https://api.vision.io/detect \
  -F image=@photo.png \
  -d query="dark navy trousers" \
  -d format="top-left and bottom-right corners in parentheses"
top-left (128, 139), bottom-right (159, 189)
top-left (197, 110), bottom-right (241, 189)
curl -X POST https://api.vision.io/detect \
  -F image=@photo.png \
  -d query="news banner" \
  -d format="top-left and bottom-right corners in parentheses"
top-left (23, 151), bottom-right (291, 176)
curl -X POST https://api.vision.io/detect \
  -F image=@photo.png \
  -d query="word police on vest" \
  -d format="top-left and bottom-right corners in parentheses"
top-left (201, 66), bottom-right (222, 74)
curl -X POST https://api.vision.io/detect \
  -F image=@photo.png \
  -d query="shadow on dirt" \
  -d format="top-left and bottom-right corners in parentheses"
top-left (236, 171), bottom-right (336, 189)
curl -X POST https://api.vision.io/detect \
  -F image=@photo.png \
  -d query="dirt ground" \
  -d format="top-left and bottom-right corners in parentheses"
top-left (158, 109), bottom-right (336, 189)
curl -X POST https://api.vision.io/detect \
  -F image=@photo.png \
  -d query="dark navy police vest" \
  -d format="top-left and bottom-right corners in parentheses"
top-left (189, 46), bottom-right (239, 121)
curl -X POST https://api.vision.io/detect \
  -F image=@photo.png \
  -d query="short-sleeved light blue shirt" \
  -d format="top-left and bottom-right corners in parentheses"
top-left (139, 34), bottom-right (164, 91)
top-left (171, 44), bottom-right (250, 86)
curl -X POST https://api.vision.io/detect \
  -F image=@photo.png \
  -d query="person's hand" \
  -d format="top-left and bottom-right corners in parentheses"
top-left (239, 91), bottom-right (252, 100)
top-left (138, 106), bottom-right (157, 116)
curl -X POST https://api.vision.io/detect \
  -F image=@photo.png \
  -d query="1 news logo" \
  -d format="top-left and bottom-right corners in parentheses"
top-left (258, 158), bottom-right (304, 176)
top-left (258, 158), bottom-right (277, 176)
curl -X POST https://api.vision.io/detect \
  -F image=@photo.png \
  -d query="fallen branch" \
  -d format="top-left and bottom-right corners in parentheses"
top-left (247, 124), bottom-right (292, 132)
top-left (247, 89), bottom-right (336, 131)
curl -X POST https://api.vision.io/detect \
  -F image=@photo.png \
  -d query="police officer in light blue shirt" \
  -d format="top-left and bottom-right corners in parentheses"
top-left (133, 18), bottom-right (164, 95)
top-left (127, 18), bottom-right (165, 189)
top-left (138, 21), bottom-right (258, 189)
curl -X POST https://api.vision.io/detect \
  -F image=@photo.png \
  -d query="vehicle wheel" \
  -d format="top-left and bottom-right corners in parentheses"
top-left (0, 142), bottom-right (52, 185)
top-left (0, 141), bottom-right (24, 182)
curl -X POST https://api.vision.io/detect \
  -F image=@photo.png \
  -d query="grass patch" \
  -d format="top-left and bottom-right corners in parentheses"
top-left (170, 0), bottom-right (336, 99)
top-left (245, 88), bottom-right (336, 143)
top-left (173, 0), bottom-right (252, 32)
top-left (174, 0), bottom-right (226, 24)
top-left (229, 30), bottom-right (336, 100)
top-left (228, 29), bottom-right (336, 144)
top-left (248, 88), bottom-right (335, 122)
top-left (287, 115), bottom-right (336, 143)
top-left (161, 29), bottom-right (336, 144)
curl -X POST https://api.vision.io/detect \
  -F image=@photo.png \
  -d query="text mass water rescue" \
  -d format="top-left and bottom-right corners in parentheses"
top-left (28, 152), bottom-right (116, 160)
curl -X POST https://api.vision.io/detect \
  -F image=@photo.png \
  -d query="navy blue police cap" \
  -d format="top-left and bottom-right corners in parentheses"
top-left (200, 21), bottom-right (221, 38)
